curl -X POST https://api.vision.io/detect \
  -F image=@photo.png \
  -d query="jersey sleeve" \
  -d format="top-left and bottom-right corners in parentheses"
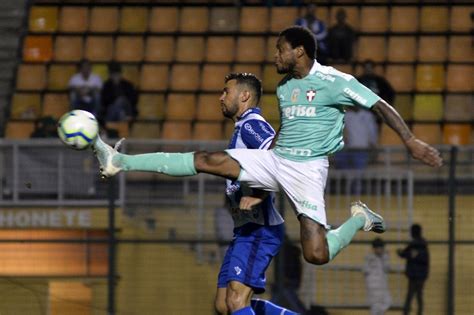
top-left (240, 119), bottom-right (275, 149)
top-left (334, 76), bottom-right (381, 109)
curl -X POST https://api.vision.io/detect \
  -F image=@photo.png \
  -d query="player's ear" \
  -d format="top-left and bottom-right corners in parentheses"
top-left (295, 45), bottom-right (305, 58)
top-left (240, 90), bottom-right (251, 103)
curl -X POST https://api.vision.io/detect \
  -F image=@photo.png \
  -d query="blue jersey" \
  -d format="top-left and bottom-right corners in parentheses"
top-left (226, 108), bottom-right (284, 228)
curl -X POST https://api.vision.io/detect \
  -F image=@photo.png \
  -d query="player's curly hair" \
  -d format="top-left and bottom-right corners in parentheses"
top-left (279, 26), bottom-right (317, 59)
top-left (225, 72), bottom-right (262, 104)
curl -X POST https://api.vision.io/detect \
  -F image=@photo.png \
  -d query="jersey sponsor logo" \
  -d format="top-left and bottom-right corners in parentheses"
top-left (343, 87), bottom-right (367, 105)
top-left (258, 122), bottom-right (273, 136)
top-left (291, 88), bottom-right (300, 103)
top-left (283, 105), bottom-right (316, 119)
top-left (279, 94), bottom-right (285, 101)
top-left (316, 71), bottom-right (335, 82)
top-left (306, 89), bottom-right (316, 102)
top-left (299, 200), bottom-right (318, 211)
top-left (243, 123), bottom-right (264, 143)
top-left (276, 147), bottom-right (312, 157)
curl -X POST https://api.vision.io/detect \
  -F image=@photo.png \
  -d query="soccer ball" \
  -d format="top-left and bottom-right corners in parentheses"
top-left (57, 110), bottom-right (99, 150)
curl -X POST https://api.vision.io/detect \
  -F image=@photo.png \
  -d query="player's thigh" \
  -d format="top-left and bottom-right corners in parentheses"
top-left (194, 151), bottom-right (241, 180)
top-left (214, 287), bottom-right (228, 314)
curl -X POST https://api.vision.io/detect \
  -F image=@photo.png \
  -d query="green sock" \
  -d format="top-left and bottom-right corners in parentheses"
top-left (113, 152), bottom-right (197, 177)
top-left (326, 215), bottom-right (365, 261)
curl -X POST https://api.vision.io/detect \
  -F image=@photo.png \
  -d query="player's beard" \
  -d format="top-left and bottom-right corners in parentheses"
top-left (276, 59), bottom-right (296, 75)
top-left (221, 101), bottom-right (239, 119)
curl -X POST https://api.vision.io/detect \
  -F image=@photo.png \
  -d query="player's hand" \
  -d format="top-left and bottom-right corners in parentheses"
top-left (405, 137), bottom-right (442, 167)
top-left (239, 196), bottom-right (264, 211)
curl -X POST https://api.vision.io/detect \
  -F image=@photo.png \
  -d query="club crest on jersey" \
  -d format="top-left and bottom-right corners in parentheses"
top-left (291, 88), bottom-right (300, 103)
top-left (306, 89), bottom-right (316, 102)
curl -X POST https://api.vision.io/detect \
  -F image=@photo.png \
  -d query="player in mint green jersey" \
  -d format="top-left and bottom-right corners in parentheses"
top-left (93, 26), bottom-right (442, 272)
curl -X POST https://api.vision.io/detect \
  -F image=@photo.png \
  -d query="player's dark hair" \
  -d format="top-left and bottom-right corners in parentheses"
top-left (279, 26), bottom-right (317, 59)
top-left (225, 72), bottom-right (262, 104)
top-left (411, 224), bottom-right (422, 238)
top-left (372, 238), bottom-right (385, 248)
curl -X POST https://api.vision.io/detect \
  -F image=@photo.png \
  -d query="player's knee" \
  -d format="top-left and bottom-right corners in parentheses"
top-left (225, 289), bottom-right (247, 312)
top-left (302, 246), bottom-right (329, 265)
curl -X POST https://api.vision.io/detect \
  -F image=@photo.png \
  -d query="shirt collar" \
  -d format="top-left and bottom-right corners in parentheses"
top-left (309, 60), bottom-right (320, 75)
top-left (237, 107), bottom-right (261, 121)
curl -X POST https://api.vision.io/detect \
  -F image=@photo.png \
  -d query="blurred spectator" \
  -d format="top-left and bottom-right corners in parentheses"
top-left (364, 238), bottom-right (392, 315)
top-left (30, 116), bottom-right (57, 138)
top-left (295, 4), bottom-right (328, 64)
top-left (100, 62), bottom-right (138, 124)
top-left (328, 8), bottom-right (356, 63)
top-left (398, 224), bottom-right (429, 315)
top-left (68, 59), bottom-right (102, 115)
top-left (357, 60), bottom-right (395, 104)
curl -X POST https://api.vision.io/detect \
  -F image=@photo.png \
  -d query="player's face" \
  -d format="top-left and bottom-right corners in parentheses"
top-left (219, 79), bottom-right (240, 119)
top-left (275, 37), bottom-right (297, 74)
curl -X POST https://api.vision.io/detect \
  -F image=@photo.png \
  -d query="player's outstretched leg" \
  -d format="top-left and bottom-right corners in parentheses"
top-left (251, 299), bottom-right (299, 315)
top-left (326, 201), bottom-right (385, 261)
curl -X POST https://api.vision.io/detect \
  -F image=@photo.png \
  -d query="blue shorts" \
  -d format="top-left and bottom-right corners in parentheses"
top-left (217, 222), bottom-right (284, 293)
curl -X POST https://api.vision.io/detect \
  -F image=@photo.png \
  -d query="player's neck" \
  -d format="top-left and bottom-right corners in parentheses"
top-left (292, 59), bottom-right (315, 79)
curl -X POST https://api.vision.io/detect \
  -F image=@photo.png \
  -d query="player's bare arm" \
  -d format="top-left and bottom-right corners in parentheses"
top-left (371, 100), bottom-right (443, 168)
top-left (239, 190), bottom-right (269, 211)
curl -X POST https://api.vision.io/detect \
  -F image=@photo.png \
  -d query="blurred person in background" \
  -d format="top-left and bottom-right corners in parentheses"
top-left (357, 60), bottom-right (395, 104)
top-left (295, 4), bottom-right (328, 64)
top-left (68, 59), bottom-right (102, 115)
top-left (30, 116), bottom-right (57, 138)
top-left (327, 8), bottom-right (355, 63)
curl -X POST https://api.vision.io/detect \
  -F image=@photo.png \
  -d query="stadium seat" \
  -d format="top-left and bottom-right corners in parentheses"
top-left (119, 7), bottom-right (148, 33)
top-left (179, 7), bottom-right (208, 33)
top-left (92, 64), bottom-right (108, 82)
top-left (418, 37), bottom-right (447, 62)
top-left (209, 7), bottom-right (239, 32)
top-left (29, 6), bottom-right (58, 32)
top-left (443, 124), bottom-right (471, 145)
top-left (170, 65), bottom-right (200, 92)
top-left (334, 64), bottom-right (354, 75)
top-left (130, 122), bottom-right (161, 139)
top-left (114, 36), bottom-right (144, 62)
top-left (42, 93), bottom-right (69, 119)
top-left (390, 7), bottom-right (418, 32)
top-left (196, 94), bottom-right (223, 122)
top-left (262, 64), bottom-right (284, 93)
top-left (386, 65), bottom-right (414, 92)
top-left (23, 36), bottom-right (53, 62)
top-left (413, 94), bottom-right (443, 122)
top-left (106, 122), bottom-right (129, 138)
top-left (392, 94), bottom-right (413, 121)
top-left (193, 122), bottom-right (223, 141)
top-left (260, 94), bottom-right (280, 122)
top-left (450, 6), bottom-right (471, 32)
top-left (47, 65), bottom-right (76, 91)
top-left (58, 7), bottom-right (88, 32)
top-left (270, 7), bottom-right (298, 32)
top-left (240, 7), bottom-right (269, 33)
top-left (236, 37), bottom-right (265, 63)
top-left (16, 64), bottom-right (47, 91)
top-left (149, 7), bottom-right (178, 32)
top-left (206, 37), bottom-right (235, 62)
top-left (122, 65), bottom-right (140, 87)
top-left (89, 7), bottom-right (118, 32)
top-left (420, 7), bottom-right (448, 32)
top-left (175, 37), bottom-right (205, 62)
top-left (165, 94), bottom-right (196, 121)
top-left (415, 65), bottom-right (444, 92)
top-left (379, 125), bottom-right (403, 146)
top-left (137, 93), bottom-right (165, 120)
top-left (224, 120), bottom-right (235, 139)
top-left (448, 37), bottom-right (472, 62)
top-left (85, 36), bottom-right (114, 61)
top-left (140, 65), bottom-right (169, 91)
top-left (360, 7), bottom-right (388, 33)
top-left (10, 93), bottom-right (41, 119)
top-left (330, 7), bottom-right (359, 28)
top-left (145, 36), bottom-right (174, 62)
top-left (5, 121), bottom-right (35, 139)
top-left (232, 64), bottom-right (262, 80)
top-left (387, 37), bottom-right (416, 62)
top-left (54, 36), bottom-right (83, 61)
top-left (412, 124), bottom-right (442, 145)
top-left (162, 121), bottom-right (192, 140)
top-left (200, 65), bottom-right (231, 92)
top-left (265, 36), bottom-right (278, 62)
top-left (444, 94), bottom-right (473, 122)
top-left (357, 37), bottom-right (385, 62)
top-left (446, 65), bottom-right (472, 92)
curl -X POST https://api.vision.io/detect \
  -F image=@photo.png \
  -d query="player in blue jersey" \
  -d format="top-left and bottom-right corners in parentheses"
top-left (93, 26), bottom-right (441, 280)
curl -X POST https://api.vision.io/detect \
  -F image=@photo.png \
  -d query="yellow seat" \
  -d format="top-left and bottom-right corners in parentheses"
top-left (444, 94), bottom-right (473, 122)
top-left (165, 94), bottom-right (196, 121)
top-left (446, 65), bottom-right (472, 92)
top-left (388, 37), bottom-right (416, 62)
top-left (262, 64), bottom-right (284, 93)
top-left (415, 65), bottom-right (444, 92)
top-left (54, 36), bottom-right (83, 62)
top-left (240, 7), bottom-right (268, 33)
top-left (91, 64), bottom-right (108, 82)
top-left (265, 36), bottom-right (278, 62)
top-left (137, 93), bottom-right (165, 120)
top-left (170, 65), bottom-right (200, 92)
top-left (59, 7), bottom-right (88, 32)
top-left (16, 64), bottom-right (47, 91)
top-left (270, 7), bottom-right (298, 32)
top-left (179, 7), bottom-right (208, 33)
top-left (413, 94), bottom-right (443, 122)
top-left (23, 36), bottom-right (53, 62)
top-left (357, 37), bottom-right (385, 62)
top-left (47, 65), bottom-right (77, 91)
top-left (450, 6), bottom-right (471, 32)
top-left (390, 7), bottom-right (418, 32)
top-left (333, 64), bottom-right (353, 75)
top-left (10, 93), bottom-right (41, 119)
top-left (360, 7), bottom-right (388, 33)
top-left (5, 121), bottom-right (35, 139)
top-left (209, 7), bottom-right (239, 32)
top-left (85, 36), bottom-right (113, 62)
top-left (206, 37), bottom-right (235, 62)
top-left (29, 6), bottom-right (58, 32)
top-left (379, 125), bottom-right (402, 146)
top-left (145, 36), bottom-right (174, 62)
top-left (385, 65), bottom-right (415, 92)
top-left (42, 93), bottom-right (69, 119)
top-left (193, 122), bottom-right (223, 141)
top-left (232, 64), bottom-right (262, 80)
top-left (121, 65), bottom-right (140, 87)
top-left (106, 122), bottom-right (129, 138)
top-left (418, 37), bottom-right (447, 62)
top-left (196, 94), bottom-right (223, 122)
top-left (412, 124), bottom-right (442, 145)
top-left (392, 94), bottom-right (413, 121)
top-left (330, 7), bottom-right (359, 28)
top-left (200, 65), bottom-right (231, 92)
top-left (236, 37), bottom-right (265, 63)
top-left (114, 36), bottom-right (144, 62)
top-left (443, 124), bottom-right (471, 145)
top-left (175, 37), bottom-right (205, 62)
top-left (260, 94), bottom-right (280, 122)
top-left (224, 120), bottom-right (235, 139)
top-left (149, 7), bottom-right (178, 33)
top-left (119, 7), bottom-right (148, 33)
top-left (130, 122), bottom-right (161, 139)
top-left (140, 65), bottom-right (169, 92)
top-left (420, 7), bottom-right (448, 32)
top-left (89, 7), bottom-right (118, 32)
top-left (162, 121), bottom-right (192, 140)
top-left (449, 37), bottom-right (472, 62)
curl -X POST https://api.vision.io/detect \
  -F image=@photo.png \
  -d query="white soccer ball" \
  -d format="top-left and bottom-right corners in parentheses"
top-left (57, 110), bottom-right (99, 150)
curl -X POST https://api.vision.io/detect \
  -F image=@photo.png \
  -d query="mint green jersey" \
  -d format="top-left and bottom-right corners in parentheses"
top-left (274, 61), bottom-right (381, 161)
